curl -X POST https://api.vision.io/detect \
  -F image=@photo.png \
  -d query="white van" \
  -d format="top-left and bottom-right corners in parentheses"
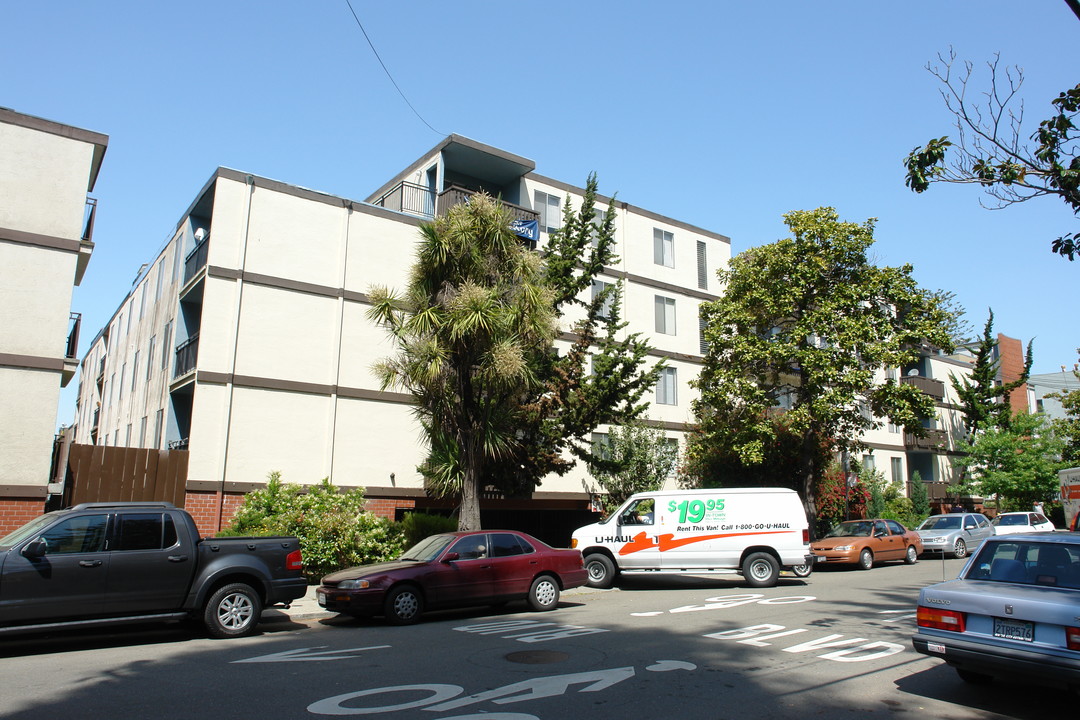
top-left (571, 488), bottom-right (814, 588)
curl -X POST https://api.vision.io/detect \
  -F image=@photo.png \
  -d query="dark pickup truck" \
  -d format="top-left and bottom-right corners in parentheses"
top-left (0, 501), bottom-right (306, 638)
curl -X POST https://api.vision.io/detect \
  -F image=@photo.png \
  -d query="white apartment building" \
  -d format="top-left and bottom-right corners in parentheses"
top-left (73, 135), bottom-right (730, 536)
top-left (0, 108), bottom-right (107, 532)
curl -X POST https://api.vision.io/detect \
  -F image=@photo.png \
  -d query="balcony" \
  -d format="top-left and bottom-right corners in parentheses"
top-left (173, 333), bottom-right (199, 380)
top-left (373, 183), bottom-right (539, 244)
top-left (183, 235), bottom-right (209, 286)
top-left (904, 428), bottom-right (949, 452)
top-left (75, 197), bottom-right (97, 285)
top-left (62, 312), bottom-right (81, 387)
top-left (900, 374), bottom-right (945, 400)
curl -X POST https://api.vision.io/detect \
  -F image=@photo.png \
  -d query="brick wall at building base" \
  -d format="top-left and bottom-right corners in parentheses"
top-left (0, 497), bottom-right (46, 535)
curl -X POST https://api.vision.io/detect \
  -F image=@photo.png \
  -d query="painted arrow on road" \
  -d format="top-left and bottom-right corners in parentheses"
top-left (232, 645), bottom-right (390, 663)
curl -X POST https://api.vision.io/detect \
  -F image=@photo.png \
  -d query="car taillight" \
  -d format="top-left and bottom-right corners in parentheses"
top-left (802, 529), bottom-right (809, 544)
top-left (286, 549), bottom-right (303, 571)
top-left (1067, 627), bottom-right (1080, 651)
top-left (917, 606), bottom-right (966, 632)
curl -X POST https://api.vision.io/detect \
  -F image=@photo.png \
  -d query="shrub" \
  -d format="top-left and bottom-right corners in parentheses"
top-left (400, 511), bottom-right (458, 547)
top-left (221, 472), bottom-right (406, 582)
top-left (813, 463), bottom-right (869, 536)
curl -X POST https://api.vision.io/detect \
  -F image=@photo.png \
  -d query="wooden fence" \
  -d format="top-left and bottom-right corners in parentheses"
top-left (64, 444), bottom-right (188, 507)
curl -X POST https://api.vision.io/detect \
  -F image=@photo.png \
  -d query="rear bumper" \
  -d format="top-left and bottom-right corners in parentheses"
top-left (913, 631), bottom-right (1080, 686)
top-left (267, 577), bottom-right (309, 606)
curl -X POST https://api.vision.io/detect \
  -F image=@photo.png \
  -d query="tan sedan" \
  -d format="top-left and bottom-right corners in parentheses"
top-left (811, 519), bottom-right (923, 570)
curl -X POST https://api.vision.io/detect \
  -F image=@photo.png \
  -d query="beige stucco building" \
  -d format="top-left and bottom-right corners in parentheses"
top-left (0, 108), bottom-right (106, 527)
top-left (73, 135), bottom-right (730, 537)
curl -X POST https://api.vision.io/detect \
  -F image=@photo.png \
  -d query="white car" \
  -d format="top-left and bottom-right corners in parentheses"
top-left (991, 511), bottom-right (1055, 535)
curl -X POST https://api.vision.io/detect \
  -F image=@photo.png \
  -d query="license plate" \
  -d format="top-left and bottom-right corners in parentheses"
top-left (317, 591), bottom-right (327, 607)
top-left (993, 617), bottom-right (1033, 642)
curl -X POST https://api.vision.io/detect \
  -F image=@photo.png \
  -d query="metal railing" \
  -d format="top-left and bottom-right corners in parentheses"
top-left (184, 236), bottom-right (209, 285)
top-left (437, 185), bottom-right (539, 226)
top-left (82, 197), bottom-right (98, 243)
top-left (904, 428), bottom-right (949, 452)
top-left (65, 313), bottom-right (81, 359)
top-left (375, 181), bottom-right (436, 218)
top-left (900, 374), bottom-right (945, 400)
top-left (173, 334), bottom-right (199, 379)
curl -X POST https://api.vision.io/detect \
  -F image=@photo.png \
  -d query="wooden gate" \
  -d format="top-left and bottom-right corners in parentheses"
top-left (63, 444), bottom-right (188, 507)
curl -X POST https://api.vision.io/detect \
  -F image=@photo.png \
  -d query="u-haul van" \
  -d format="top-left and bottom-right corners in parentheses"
top-left (1061, 467), bottom-right (1080, 531)
top-left (571, 488), bottom-right (813, 589)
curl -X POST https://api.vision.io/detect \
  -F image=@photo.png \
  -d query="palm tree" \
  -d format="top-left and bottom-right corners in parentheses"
top-left (367, 193), bottom-right (556, 530)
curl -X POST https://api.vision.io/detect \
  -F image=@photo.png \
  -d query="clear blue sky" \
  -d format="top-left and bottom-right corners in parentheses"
top-left (4, 1), bottom-right (1077, 430)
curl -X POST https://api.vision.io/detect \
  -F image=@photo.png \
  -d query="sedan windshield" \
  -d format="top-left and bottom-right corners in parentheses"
top-left (399, 534), bottom-right (454, 562)
top-left (825, 522), bottom-right (872, 538)
top-left (919, 516), bottom-right (960, 530)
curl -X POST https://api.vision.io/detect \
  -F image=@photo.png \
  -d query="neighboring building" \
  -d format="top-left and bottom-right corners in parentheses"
top-left (1027, 365), bottom-right (1077, 422)
top-left (73, 135), bottom-right (730, 537)
top-left (0, 108), bottom-right (107, 531)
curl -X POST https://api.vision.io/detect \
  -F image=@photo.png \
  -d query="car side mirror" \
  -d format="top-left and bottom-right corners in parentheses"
top-left (21, 538), bottom-right (47, 559)
top-left (442, 552), bottom-right (460, 563)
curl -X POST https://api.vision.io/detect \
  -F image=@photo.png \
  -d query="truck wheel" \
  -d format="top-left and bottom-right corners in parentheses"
top-left (742, 552), bottom-right (779, 588)
top-left (527, 575), bottom-right (560, 611)
top-left (384, 585), bottom-right (423, 625)
top-left (204, 583), bottom-right (262, 639)
top-left (584, 554), bottom-right (616, 589)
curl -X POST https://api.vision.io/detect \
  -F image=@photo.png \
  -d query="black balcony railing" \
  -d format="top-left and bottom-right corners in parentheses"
top-left (65, 313), bottom-right (81, 359)
top-left (173, 334), bottom-right (199, 379)
top-left (436, 186), bottom-right (539, 227)
top-left (375, 181), bottom-right (436, 218)
top-left (900, 374), bottom-right (945, 400)
top-left (184, 236), bottom-right (209, 285)
top-left (905, 428), bottom-right (949, 452)
top-left (82, 197), bottom-right (98, 243)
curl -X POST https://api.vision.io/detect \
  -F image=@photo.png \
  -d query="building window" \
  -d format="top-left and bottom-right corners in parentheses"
top-left (653, 228), bottom-right (674, 268)
top-left (589, 205), bottom-right (608, 248)
top-left (147, 336), bottom-right (156, 381)
top-left (862, 454), bottom-right (876, 472)
top-left (119, 365), bottom-right (126, 401)
top-left (891, 457), bottom-right (903, 485)
top-left (696, 240), bottom-right (708, 289)
top-left (155, 260), bottom-right (166, 302)
top-left (125, 424), bottom-right (132, 446)
top-left (656, 367), bottom-right (678, 405)
top-left (698, 308), bottom-right (708, 355)
top-left (139, 416), bottom-right (147, 448)
top-left (655, 296), bottom-right (676, 335)
top-left (132, 351), bottom-right (139, 392)
top-left (162, 320), bottom-right (172, 369)
top-left (591, 432), bottom-right (611, 462)
top-left (592, 280), bottom-right (614, 319)
top-left (534, 191), bottom-right (561, 234)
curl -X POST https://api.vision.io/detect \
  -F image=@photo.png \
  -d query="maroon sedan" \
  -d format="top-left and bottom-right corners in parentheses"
top-left (317, 530), bottom-right (587, 624)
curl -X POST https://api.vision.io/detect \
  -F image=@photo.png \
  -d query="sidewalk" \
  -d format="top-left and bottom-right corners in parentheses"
top-left (263, 584), bottom-right (334, 623)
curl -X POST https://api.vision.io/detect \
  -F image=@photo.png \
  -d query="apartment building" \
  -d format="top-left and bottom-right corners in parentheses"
top-left (73, 135), bottom-right (730, 535)
top-left (0, 108), bottom-right (107, 530)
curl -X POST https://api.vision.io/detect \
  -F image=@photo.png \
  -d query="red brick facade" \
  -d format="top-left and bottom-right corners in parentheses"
top-left (997, 333), bottom-right (1031, 414)
top-left (184, 490), bottom-right (248, 537)
top-left (0, 497), bottom-right (47, 535)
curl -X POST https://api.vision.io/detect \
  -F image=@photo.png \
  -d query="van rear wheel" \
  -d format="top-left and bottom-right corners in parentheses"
top-left (743, 552), bottom-right (780, 588)
top-left (584, 554), bottom-right (616, 589)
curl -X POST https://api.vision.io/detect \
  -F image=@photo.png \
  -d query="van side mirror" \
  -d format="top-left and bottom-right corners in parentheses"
top-left (21, 538), bottom-right (47, 559)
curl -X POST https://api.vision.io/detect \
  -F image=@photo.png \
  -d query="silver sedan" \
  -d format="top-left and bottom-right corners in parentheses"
top-left (912, 533), bottom-right (1080, 690)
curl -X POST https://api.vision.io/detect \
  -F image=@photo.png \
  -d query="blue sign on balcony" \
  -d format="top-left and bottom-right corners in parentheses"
top-left (510, 219), bottom-right (539, 242)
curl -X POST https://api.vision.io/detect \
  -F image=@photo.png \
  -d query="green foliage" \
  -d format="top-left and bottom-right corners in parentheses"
top-left (1048, 356), bottom-right (1080, 465)
top-left (863, 468), bottom-right (925, 529)
top-left (909, 470), bottom-right (931, 518)
top-left (587, 423), bottom-right (678, 511)
top-left (812, 464), bottom-right (869, 537)
top-left (954, 412), bottom-right (1066, 511)
top-left (680, 412), bottom-right (805, 493)
top-left (866, 469), bottom-right (887, 519)
top-left (221, 472), bottom-right (405, 582)
top-left (950, 310), bottom-right (1033, 444)
top-left (368, 194), bottom-right (557, 530)
top-left (692, 207), bottom-right (954, 519)
top-left (904, 50), bottom-right (1079, 261)
top-left (399, 512), bottom-right (458, 548)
